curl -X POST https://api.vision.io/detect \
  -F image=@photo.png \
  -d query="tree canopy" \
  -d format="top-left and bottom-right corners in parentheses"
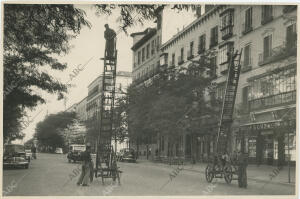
top-left (94, 4), bottom-right (201, 34)
top-left (120, 50), bottom-right (220, 146)
top-left (3, 4), bottom-right (91, 142)
top-left (35, 111), bottom-right (78, 151)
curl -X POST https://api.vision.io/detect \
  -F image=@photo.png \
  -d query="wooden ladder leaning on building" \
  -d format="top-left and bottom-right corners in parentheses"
top-left (216, 48), bottom-right (243, 154)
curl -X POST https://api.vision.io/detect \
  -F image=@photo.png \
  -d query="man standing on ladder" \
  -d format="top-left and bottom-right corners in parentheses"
top-left (104, 24), bottom-right (116, 60)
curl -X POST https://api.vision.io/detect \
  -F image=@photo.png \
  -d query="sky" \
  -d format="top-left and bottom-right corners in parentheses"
top-left (17, 4), bottom-right (198, 144)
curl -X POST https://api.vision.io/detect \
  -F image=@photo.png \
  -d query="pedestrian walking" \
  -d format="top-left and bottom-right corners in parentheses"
top-left (237, 151), bottom-right (248, 188)
top-left (31, 144), bottom-right (37, 159)
top-left (77, 143), bottom-right (92, 186)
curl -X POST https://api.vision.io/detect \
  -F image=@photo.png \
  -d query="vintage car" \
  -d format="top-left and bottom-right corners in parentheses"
top-left (3, 144), bottom-right (30, 169)
top-left (55, 148), bottom-right (63, 154)
top-left (67, 144), bottom-right (86, 163)
top-left (25, 149), bottom-right (32, 162)
top-left (117, 148), bottom-right (136, 163)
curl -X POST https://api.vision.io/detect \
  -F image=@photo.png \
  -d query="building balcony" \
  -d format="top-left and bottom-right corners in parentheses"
top-left (261, 15), bottom-right (273, 25)
top-left (242, 23), bottom-right (253, 35)
top-left (249, 90), bottom-right (296, 111)
top-left (258, 40), bottom-right (297, 66)
top-left (221, 25), bottom-right (233, 40)
top-left (241, 58), bottom-right (252, 73)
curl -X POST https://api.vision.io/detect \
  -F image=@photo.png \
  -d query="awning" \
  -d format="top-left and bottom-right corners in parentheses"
top-left (240, 119), bottom-right (295, 131)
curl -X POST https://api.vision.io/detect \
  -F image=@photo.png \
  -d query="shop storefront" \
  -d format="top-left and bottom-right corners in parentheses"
top-left (238, 116), bottom-right (296, 166)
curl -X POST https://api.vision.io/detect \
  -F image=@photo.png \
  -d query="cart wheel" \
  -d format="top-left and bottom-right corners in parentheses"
top-left (205, 164), bottom-right (214, 183)
top-left (224, 165), bottom-right (233, 184)
top-left (117, 171), bottom-right (121, 185)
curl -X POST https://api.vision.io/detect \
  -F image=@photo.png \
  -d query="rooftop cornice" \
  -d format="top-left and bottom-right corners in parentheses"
top-left (161, 5), bottom-right (227, 51)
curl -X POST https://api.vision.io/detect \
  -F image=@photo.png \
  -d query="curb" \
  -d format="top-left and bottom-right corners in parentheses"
top-left (136, 161), bottom-right (295, 187)
top-left (183, 168), bottom-right (295, 187)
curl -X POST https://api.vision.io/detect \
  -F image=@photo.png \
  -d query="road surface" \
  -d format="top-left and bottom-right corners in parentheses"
top-left (2, 153), bottom-right (295, 196)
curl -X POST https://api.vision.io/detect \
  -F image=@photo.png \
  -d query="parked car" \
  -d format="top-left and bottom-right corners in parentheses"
top-left (117, 148), bottom-right (136, 163)
top-left (67, 144), bottom-right (86, 163)
top-left (25, 149), bottom-right (32, 162)
top-left (55, 148), bottom-right (63, 154)
top-left (3, 144), bottom-right (30, 169)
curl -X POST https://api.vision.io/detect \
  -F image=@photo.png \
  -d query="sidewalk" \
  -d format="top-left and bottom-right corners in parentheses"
top-left (137, 159), bottom-right (296, 186)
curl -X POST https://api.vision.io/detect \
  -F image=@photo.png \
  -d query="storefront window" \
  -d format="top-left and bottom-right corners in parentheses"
top-left (284, 131), bottom-right (296, 161)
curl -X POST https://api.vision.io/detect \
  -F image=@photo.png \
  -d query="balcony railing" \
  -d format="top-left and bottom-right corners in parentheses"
top-left (178, 56), bottom-right (184, 65)
top-left (241, 58), bottom-right (252, 73)
top-left (258, 40), bottom-right (297, 66)
top-left (221, 25), bottom-right (233, 40)
top-left (249, 90), bottom-right (296, 111)
top-left (242, 23), bottom-right (253, 35)
top-left (187, 50), bottom-right (194, 60)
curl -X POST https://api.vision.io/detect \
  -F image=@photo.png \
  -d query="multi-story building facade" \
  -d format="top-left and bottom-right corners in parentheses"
top-left (76, 96), bottom-right (87, 122)
top-left (131, 7), bottom-right (163, 87)
top-left (86, 75), bottom-right (103, 121)
top-left (236, 5), bottom-right (297, 165)
top-left (157, 5), bottom-right (296, 165)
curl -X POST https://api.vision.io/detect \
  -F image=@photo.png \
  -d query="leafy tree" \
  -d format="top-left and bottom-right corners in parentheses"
top-left (94, 4), bottom-right (201, 33)
top-left (125, 50), bottom-right (219, 156)
top-left (35, 111), bottom-right (78, 152)
top-left (3, 4), bottom-right (91, 142)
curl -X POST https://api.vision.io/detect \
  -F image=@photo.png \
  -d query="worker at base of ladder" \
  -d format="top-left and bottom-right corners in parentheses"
top-left (237, 151), bottom-right (248, 188)
top-left (77, 143), bottom-right (93, 186)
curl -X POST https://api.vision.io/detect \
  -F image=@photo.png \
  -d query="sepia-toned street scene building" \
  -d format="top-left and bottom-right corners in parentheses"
top-left (2, 3), bottom-right (297, 196)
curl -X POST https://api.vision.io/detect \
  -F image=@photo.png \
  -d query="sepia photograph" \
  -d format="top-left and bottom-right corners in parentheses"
top-left (1, 2), bottom-right (298, 197)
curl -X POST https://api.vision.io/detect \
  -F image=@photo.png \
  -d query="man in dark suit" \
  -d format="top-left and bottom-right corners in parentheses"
top-left (104, 24), bottom-right (116, 60)
top-left (77, 143), bottom-right (92, 186)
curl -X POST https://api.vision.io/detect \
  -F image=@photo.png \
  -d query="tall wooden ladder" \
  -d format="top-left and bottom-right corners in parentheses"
top-left (216, 48), bottom-right (242, 154)
top-left (95, 50), bottom-right (121, 184)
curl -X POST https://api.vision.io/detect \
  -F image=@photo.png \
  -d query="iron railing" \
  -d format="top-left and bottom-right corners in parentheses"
top-left (249, 90), bottom-right (296, 111)
top-left (258, 40), bottom-right (297, 66)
